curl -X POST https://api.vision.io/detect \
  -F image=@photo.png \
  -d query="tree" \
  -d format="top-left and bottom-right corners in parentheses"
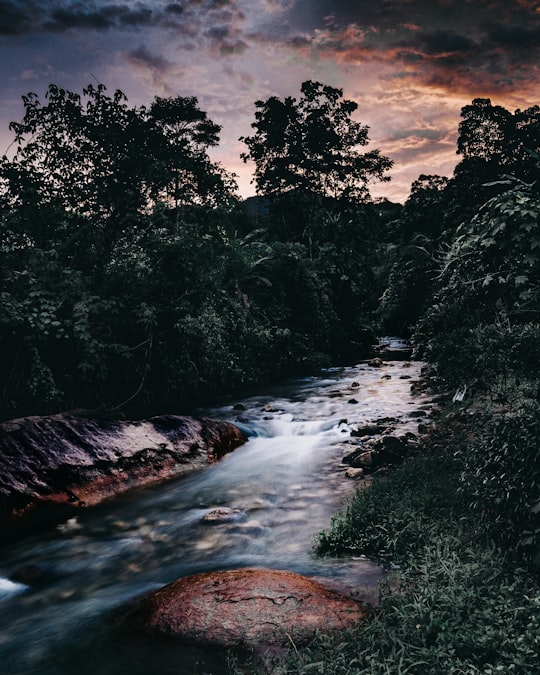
top-left (415, 185), bottom-right (540, 390)
top-left (240, 80), bottom-right (392, 202)
top-left (2, 85), bottom-right (154, 253)
top-left (0, 83), bottom-right (241, 420)
top-left (457, 98), bottom-right (514, 163)
top-left (1, 84), bottom-right (237, 257)
top-left (378, 175), bottom-right (450, 334)
top-left (512, 105), bottom-right (540, 184)
top-left (453, 99), bottom-right (540, 213)
top-left (149, 96), bottom-right (237, 209)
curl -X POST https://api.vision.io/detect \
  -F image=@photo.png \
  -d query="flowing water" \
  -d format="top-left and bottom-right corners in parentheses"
top-left (0, 347), bottom-right (433, 674)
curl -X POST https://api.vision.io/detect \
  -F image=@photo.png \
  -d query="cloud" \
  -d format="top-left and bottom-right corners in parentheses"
top-left (387, 127), bottom-right (447, 142)
top-left (414, 29), bottom-right (477, 55)
top-left (297, 8), bottom-right (540, 96)
top-left (127, 45), bottom-right (174, 72)
top-left (2, 0), bottom-right (539, 204)
top-left (260, 0), bottom-right (297, 12)
top-left (204, 19), bottom-right (248, 54)
top-left (119, 44), bottom-right (184, 94)
top-left (0, 0), bottom-right (245, 40)
top-left (0, 0), bottom-right (41, 35)
top-left (0, 2), bottom-right (154, 34)
top-left (44, 5), bottom-right (154, 32)
top-left (488, 23), bottom-right (540, 50)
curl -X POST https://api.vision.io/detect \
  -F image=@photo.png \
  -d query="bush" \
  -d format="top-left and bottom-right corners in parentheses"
top-left (415, 186), bottom-right (540, 392)
top-left (459, 399), bottom-right (540, 566)
top-left (230, 444), bottom-right (540, 674)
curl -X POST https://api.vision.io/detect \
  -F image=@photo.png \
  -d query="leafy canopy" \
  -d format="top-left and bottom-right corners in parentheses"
top-left (240, 80), bottom-right (393, 202)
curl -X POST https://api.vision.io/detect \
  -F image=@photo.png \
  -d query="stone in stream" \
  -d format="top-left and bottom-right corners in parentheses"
top-left (345, 467), bottom-right (365, 479)
top-left (0, 411), bottom-right (247, 538)
top-left (201, 508), bottom-right (246, 524)
top-left (343, 449), bottom-right (375, 470)
top-left (135, 568), bottom-right (369, 647)
top-left (351, 424), bottom-right (385, 437)
top-left (343, 432), bottom-right (417, 472)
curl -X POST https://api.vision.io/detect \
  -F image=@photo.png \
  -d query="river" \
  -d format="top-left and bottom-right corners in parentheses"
top-left (0, 343), bottom-right (432, 674)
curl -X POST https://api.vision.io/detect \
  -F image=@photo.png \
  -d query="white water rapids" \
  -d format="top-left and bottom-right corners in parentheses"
top-left (0, 348), bottom-right (435, 674)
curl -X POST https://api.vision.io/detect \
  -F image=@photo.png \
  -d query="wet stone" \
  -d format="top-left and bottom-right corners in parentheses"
top-left (134, 568), bottom-right (370, 648)
top-left (351, 424), bottom-right (385, 437)
top-left (342, 449), bottom-right (374, 469)
top-left (202, 508), bottom-right (245, 524)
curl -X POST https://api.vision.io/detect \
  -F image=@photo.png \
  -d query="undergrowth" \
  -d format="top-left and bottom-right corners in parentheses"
top-left (317, 449), bottom-right (461, 565)
top-left (270, 538), bottom-right (540, 675)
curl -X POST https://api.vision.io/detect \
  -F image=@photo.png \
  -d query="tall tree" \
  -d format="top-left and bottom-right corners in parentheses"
top-left (1, 84), bottom-right (237, 255)
top-left (457, 98), bottom-right (514, 163)
top-left (454, 99), bottom-right (540, 213)
top-left (149, 95), bottom-right (236, 209)
top-left (240, 80), bottom-right (392, 202)
top-left (378, 174), bottom-right (450, 334)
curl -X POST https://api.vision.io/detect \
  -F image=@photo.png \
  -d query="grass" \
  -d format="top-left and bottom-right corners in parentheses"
top-left (282, 537), bottom-right (540, 675)
top-left (317, 449), bottom-right (460, 565)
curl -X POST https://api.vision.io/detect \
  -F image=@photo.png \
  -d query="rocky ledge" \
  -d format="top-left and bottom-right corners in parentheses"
top-left (0, 411), bottom-right (246, 538)
top-left (135, 567), bottom-right (369, 648)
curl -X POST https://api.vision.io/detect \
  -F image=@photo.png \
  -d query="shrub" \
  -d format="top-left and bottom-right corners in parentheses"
top-left (459, 399), bottom-right (540, 566)
top-left (415, 186), bottom-right (540, 392)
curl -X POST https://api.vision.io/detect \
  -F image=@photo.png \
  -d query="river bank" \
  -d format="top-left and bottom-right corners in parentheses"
top-left (242, 395), bottom-right (540, 674)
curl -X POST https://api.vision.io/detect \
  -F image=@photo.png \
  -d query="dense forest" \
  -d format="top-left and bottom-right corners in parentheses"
top-left (2, 80), bottom-right (540, 671)
top-left (2, 82), bottom-right (539, 426)
top-left (0, 81), bottom-right (395, 421)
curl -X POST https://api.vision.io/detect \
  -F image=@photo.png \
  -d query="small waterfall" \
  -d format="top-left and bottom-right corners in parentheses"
top-left (0, 577), bottom-right (28, 600)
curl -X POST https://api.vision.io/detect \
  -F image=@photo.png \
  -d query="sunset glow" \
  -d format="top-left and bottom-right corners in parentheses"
top-left (1, 0), bottom-right (539, 202)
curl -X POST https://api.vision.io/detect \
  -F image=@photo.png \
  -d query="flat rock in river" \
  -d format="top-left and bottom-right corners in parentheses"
top-left (136, 567), bottom-right (369, 647)
top-left (0, 411), bottom-right (246, 535)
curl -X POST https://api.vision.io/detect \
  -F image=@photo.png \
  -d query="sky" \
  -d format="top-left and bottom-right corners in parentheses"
top-left (1, 0), bottom-right (540, 203)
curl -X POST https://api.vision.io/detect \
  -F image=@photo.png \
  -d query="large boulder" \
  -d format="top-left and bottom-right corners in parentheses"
top-left (136, 567), bottom-right (369, 647)
top-left (0, 411), bottom-right (246, 533)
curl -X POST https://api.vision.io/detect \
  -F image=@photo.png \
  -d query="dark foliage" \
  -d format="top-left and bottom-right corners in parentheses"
top-left (0, 82), bottom-right (388, 421)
